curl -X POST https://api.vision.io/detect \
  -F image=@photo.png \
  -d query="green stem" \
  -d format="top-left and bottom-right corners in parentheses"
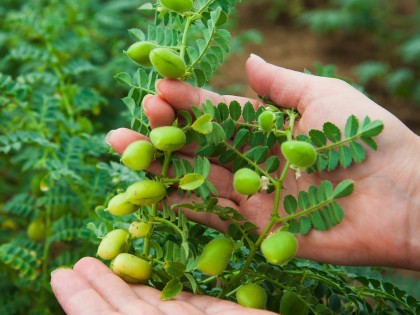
top-left (278, 160), bottom-right (291, 188)
top-left (217, 110), bottom-right (301, 297)
top-left (276, 198), bottom-right (334, 224)
top-left (153, 216), bottom-right (183, 236)
top-left (143, 203), bottom-right (157, 256)
top-left (218, 183), bottom-right (282, 298)
top-left (143, 151), bottom-right (172, 256)
top-left (235, 121), bottom-right (287, 136)
top-left (179, 0), bottom-right (215, 61)
top-left (224, 143), bottom-right (275, 183)
top-left (353, 287), bottom-right (415, 314)
top-left (287, 270), bottom-right (347, 295)
top-left (201, 274), bottom-right (219, 284)
top-left (285, 110), bottom-right (296, 141)
top-left (184, 0), bottom-right (216, 71)
top-left (196, 0), bottom-right (214, 15)
top-left (315, 134), bottom-right (361, 152)
top-left (162, 151), bottom-right (172, 177)
top-left (132, 85), bottom-right (155, 95)
top-left (180, 18), bottom-right (193, 60)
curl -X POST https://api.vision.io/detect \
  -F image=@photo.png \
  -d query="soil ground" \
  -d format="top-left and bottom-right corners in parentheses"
top-left (212, 2), bottom-right (420, 135)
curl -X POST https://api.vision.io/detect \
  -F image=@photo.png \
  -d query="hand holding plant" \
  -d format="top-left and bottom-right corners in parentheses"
top-left (52, 56), bottom-right (420, 314)
top-left (109, 55), bottom-right (420, 270)
top-left (50, 0), bottom-right (420, 312)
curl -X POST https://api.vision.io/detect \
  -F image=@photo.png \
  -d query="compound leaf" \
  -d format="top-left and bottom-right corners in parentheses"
top-left (179, 173), bottom-right (205, 190)
top-left (339, 146), bottom-right (352, 168)
top-left (349, 142), bottom-right (366, 163)
top-left (309, 129), bottom-right (326, 147)
top-left (162, 278), bottom-right (183, 300)
top-left (192, 114), bottom-right (213, 134)
top-left (345, 115), bottom-right (359, 138)
top-left (284, 195), bottom-right (297, 214)
top-left (266, 156), bottom-right (280, 173)
top-left (332, 180), bottom-right (354, 198)
top-left (323, 122), bottom-right (341, 142)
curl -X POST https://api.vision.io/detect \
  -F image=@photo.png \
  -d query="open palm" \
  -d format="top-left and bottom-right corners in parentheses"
top-left (51, 257), bottom-right (275, 315)
top-left (108, 55), bottom-right (420, 270)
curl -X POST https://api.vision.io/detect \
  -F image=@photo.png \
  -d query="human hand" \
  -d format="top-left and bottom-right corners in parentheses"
top-left (107, 54), bottom-right (420, 270)
top-left (51, 257), bottom-right (275, 315)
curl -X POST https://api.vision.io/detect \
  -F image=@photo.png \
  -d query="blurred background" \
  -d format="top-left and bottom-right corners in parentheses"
top-left (212, 0), bottom-right (420, 134)
top-left (0, 0), bottom-right (418, 314)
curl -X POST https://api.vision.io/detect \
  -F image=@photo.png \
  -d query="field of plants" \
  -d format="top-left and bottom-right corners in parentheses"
top-left (1, 0), bottom-right (419, 314)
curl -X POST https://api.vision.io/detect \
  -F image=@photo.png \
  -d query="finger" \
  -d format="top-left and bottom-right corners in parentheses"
top-left (131, 286), bottom-right (206, 315)
top-left (106, 128), bottom-right (147, 155)
top-left (50, 267), bottom-right (117, 315)
top-left (173, 291), bottom-right (276, 315)
top-left (143, 94), bottom-right (176, 128)
top-left (147, 154), bottom-right (244, 204)
top-left (106, 128), bottom-right (245, 204)
top-left (155, 79), bottom-right (262, 113)
top-left (73, 257), bottom-right (160, 315)
top-left (246, 54), bottom-right (324, 113)
top-left (107, 127), bottom-right (201, 158)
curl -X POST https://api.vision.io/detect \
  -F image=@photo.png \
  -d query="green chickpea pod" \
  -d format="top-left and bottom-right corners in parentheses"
top-left (236, 283), bottom-right (267, 309)
top-left (196, 237), bottom-right (234, 276)
top-left (233, 168), bottom-right (261, 195)
top-left (150, 48), bottom-right (186, 79)
top-left (125, 41), bottom-right (156, 66)
top-left (149, 126), bottom-right (186, 152)
top-left (160, 0), bottom-right (193, 14)
top-left (261, 230), bottom-right (298, 265)
top-left (111, 253), bottom-right (152, 283)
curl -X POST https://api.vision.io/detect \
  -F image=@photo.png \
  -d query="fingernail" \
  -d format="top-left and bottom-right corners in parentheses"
top-left (250, 53), bottom-right (265, 62)
top-left (105, 130), bottom-right (115, 146)
top-left (51, 267), bottom-right (69, 277)
top-left (155, 79), bottom-right (163, 94)
top-left (142, 94), bottom-right (153, 116)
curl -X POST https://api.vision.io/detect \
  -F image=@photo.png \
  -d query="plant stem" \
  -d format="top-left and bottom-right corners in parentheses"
top-left (143, 151), bottom-right (172, 256)
top-left (315, 134), bottom-right (360, 152)
top-left (224, 143), bottom-right (275, 182)
top-left (217, 110), bottom-right (301, 298)
top-left (153, 216), bottom-right (183, 236)
top-left (162, 151), bottom-right (172, 177)
top-left (180, 18), bottom-right (193, 60)
top-left (179, 0), bottom-right (215, 60)
top-left (218, 182), bottom-right (282, 298)
top-left (143, 203), bottom-right (157, 256)
top-left (276, 198), bottom-right (334, 224)
top-left (285, 110), bottom-right (297, 141)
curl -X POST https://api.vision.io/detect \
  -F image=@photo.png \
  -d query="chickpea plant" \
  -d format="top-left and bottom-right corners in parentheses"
top-left (88, 0), bottom-right (419, 314)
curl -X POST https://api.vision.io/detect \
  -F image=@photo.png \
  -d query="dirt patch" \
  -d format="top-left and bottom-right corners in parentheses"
top-left (211, 3), bottom-right (420, 135)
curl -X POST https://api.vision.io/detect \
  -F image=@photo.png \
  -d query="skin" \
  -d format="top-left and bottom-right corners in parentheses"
top-left (51, 54), bottom-right (420, 314)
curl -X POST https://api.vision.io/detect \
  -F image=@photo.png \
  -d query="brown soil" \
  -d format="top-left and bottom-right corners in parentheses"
top-left (212, 3), bottom-right (420, 135)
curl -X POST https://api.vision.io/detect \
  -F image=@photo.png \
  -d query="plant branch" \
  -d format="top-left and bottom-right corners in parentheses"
top-left (224, 143), bottom-right (275, 182)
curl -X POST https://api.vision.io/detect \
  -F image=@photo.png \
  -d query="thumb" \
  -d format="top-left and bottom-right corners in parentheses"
top-left (245, 54), bottom-right (321, 113)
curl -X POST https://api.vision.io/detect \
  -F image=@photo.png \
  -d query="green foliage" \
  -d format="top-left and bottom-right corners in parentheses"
top-left (302, 115), bottom-right (384, 172)
top-left (300, 0), bottom-right (420, 104)
top-left (84, 2), bottom-right (420, 313)
top-left (1, 0), bottom-right (418, 314)
top-left (0, 0), bottom-right (147, 313)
